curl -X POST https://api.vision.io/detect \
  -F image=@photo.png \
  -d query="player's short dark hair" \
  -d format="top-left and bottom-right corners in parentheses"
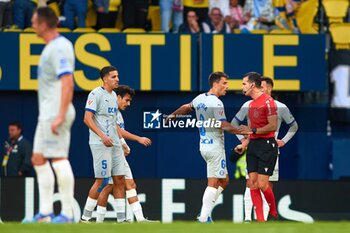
top-left (244, 72), bottom-right (262, 88)
top-left (100, 66), bottom-right (117, 80)
top-left (261, 76), bottom-right (274, 87)
top-left (35, 7), bottom-right (58, 29)
top-left (8, 121), bottom-right (23, 131)
top-left (208, 71), bottom-right (229, 88)
top-left (114, 85), bottom-right (135, 98)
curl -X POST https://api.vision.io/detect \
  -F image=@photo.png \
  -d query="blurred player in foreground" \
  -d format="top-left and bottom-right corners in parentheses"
top-left (30, 7), bottom-right (76, 223)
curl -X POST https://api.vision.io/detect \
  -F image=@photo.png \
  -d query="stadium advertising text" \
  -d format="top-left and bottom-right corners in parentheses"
top-left (1, 178), bottom-right (320, 223)
top-left (0, 33), bottom-right (326, 91)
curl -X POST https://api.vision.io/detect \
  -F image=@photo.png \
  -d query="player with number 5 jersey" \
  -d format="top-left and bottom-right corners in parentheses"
top-left (80, 66), bottom-right (130, 223)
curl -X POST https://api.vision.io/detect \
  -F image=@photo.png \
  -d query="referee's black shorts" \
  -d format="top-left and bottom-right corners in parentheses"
top-left (246, 137), bottom-right (278, 176)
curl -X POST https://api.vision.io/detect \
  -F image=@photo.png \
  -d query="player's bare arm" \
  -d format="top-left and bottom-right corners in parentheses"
top-left (51, 74), bottom-right (74, 135)
top-left (84, 111), bottom-right (114, 147)
top-left (257, 115), bottom-right (278, 134)
top-left (120, 129), bottom-right (152, 147)
top-left (166, 103), bottom-right (193, 122)
top-left (116, 125), bottom-right (130, 156)
top-left (221, 120), bottom-right (244, 135)
top-left (235, 138), bottom-right (250, 154)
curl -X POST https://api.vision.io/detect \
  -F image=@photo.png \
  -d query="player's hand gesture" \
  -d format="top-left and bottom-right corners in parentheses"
top-left (138, 137), bottom-right (152, 147)
top-left (51, 115), bottom-right (65, 135)
top-left (239, 125), bottom-right (252, 135)
top-left (101, 134), bottom-right (114, 147)
top-left (276, 139), bottom-right (285, 148)
top-left (122, 143), bottom-right (131, 156)
top-left (234, 144), bottom-right (245, 155)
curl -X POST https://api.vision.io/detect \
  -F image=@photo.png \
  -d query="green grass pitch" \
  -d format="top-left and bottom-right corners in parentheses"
top-left (1, 221), bottom-right (350, 233)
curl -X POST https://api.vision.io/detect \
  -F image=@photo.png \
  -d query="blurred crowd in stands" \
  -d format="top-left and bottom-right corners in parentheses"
top-left (0, 0), bottom-right (314, 33)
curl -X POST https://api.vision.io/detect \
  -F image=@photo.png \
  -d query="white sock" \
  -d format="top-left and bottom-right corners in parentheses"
top-left (96, 205), bottom-right (107, 223)
top-left (82, 197), bottom-right (97, 220)
top-left (244, 187), bottom-right (253, 221)
top-left (114, 198), bottom-right (126, 222)
top-left (130, 202), bottom-right (145, 222)
top-left (261, 190), bottom-right (270, 221)
top-left (34, 161), bottom-right (54, 215)
top-left (52, 160), bottom-right (75, 219)
top-left (126, 189), bottom-right (145, 221)
top-left (210, 186), bottom-right (224, 216)
top-left (199, 186), bottom-right (217, 222)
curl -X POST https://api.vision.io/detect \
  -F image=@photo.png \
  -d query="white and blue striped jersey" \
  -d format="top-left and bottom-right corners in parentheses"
top-left (85, 86), bottom-right (120, 145)
top-left (116, 111), bottom-right (125, 130)
top-left (191, 93), bottom-right (227, 152)
top-left (37, 35), bottom-right (75, 121)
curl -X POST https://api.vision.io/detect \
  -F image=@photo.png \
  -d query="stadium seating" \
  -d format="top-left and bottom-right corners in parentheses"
top-left (57, 28), bottom-right (71, 33)
top-left (251, 29), bottom-right (269, 34)
top-left (73, 28), bottom-right (96, 33)
top-left (296, 0), bottom-right (319, 33)
top-left (98, 28), bottom-right (121, 33)
top-left (122, 28), bottom-right (146, 33)
top-left (148, 6), bottom-right (162, 32)
top-left (270, 29), bottom-right (293, 34)
top-left (329, 23), bottom-right (350, 49)
top-left (3, 28), bottom-right (22, 32)
top-left (322, 0), bottom-right (349, 24)
top-left (23, 28), bottom-right (35, 32)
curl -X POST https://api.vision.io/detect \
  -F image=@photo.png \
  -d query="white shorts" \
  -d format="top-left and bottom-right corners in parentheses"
top-left (90, 144), bottom-right (125, 178)
top-left (108, 157), bottom-right (133, 184)
top-left (200, 150), bottom-right (228, 178)
top-left (245, 155), bottom-right (279, 181)
top-left (33, 118), bottom-right (74, 158)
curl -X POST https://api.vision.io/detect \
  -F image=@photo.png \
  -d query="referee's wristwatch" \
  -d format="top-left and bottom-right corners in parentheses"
top-left (252, 128), bottom-right (257, 134)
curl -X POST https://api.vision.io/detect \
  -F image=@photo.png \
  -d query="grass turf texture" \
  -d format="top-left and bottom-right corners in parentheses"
top-left (1, 221), bottom-right (350, 233)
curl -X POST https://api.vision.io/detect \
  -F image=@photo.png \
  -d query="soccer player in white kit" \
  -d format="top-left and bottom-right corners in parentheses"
top-left (30, 7), bottom-right (76, 223)
top-left (231, 76), bottom-right (298, 222)
top-left (80, 66), bottom-right (130, 223)
top-left (95, 85), bottom-right (158, 223)
top-left (168, 72), bottom-right (246, 223)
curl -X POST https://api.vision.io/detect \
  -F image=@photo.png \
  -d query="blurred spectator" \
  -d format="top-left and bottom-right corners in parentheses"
top-left (160, 0), bottom-right (183, 33)
top-left (61, 0), bottom-right (88, 30)
top-left (1, 122), bottom-right (33, 177)
top-left (183, 0), bottom-right (209, 24)
top-left (179, 10), bottom-right (202, 33)
top-left (243, 0), bottom-right (276, 31)
top-left (122, 0), bottom-right (149, 30)
top-left (228, 0), bottom-right (244, 29)
top-left (274, 0), bottom-right (300, 33)
top-left (94, 0), bottom-right (121, 30)
top-left (13, 0), bottom-right (37, 29)
top-left (209, 0), bottom-right (230, 20)
top-left (0, 0), bottom-right (13, 29)
top-left (202, 7), bottom-right (231, 33)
